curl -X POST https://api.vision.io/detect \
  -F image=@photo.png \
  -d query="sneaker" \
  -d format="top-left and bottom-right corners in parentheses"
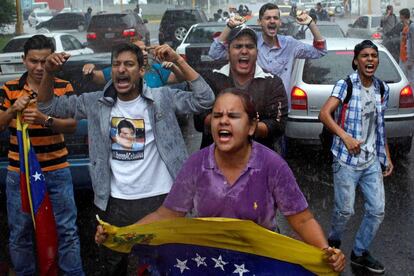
top-left (351, 250), bottom-right (385, 274)
top-left (328, 239), bottom-right (341, 249)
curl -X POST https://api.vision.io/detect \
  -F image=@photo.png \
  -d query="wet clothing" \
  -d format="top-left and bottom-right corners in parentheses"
top-left (164, 142), bottom-right (308, 231)
top-left (0, 73), bottom-right (83, 275)
top-left (209, 33), bottom-right (326, 106)
top-left (194, 64), bottom-right (288, 150)
top-left (380, 13), bottom-right (397, 35)
top-left (102, 64), bottom-right (172, 88)
top-left (0, 72), bottom-right (72, 172)
top-left (330, 72), bottom-right (389, 168)
top-left (38, 76), bottom-right (214, 211)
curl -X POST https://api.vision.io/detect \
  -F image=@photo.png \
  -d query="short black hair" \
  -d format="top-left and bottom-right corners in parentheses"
top-left (400, 8), bottom-right (410, 19)
top-left (352, 40), bottom-right (378, 70)
top-left (117, 119), bottom-right (135, 133)
top-left (111, 43), bottom-right (144, 68)
top-left (259, 3), bottom-right (279, 20)
top-left (23, 35), bottom-right (55, 56)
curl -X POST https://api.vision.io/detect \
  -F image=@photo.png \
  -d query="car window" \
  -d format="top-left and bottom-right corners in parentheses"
top-left (61, 35), bottom-right (76, 51)
top-left (185, 25), bottom-right (225, 44)
top-left (371, 16), bottom-right (381, 28)
top-left (302, 50), bottom-right (401, 84)
top-left (37, 11), bottom-right (52, 16)
top-left (66, 35), bottom-right (83, 49)
top-left (2, 37), bottom-right (56, 53)
top-left (353, 16), bottom-right (368, 28)
top-left (89, 14), bottom-right (130, 28)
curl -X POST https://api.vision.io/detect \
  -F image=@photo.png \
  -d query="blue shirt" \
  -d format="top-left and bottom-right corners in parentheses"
top-left (209, 33), bottom-right (327, 105)
top-left (330, 72), bottom-right (389, 168)
top-left (102, 63), bottom-right (172, 88)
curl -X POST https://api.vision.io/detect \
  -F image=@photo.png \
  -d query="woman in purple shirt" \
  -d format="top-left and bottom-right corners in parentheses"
top-left (96, 88), bottom-right (345, 272)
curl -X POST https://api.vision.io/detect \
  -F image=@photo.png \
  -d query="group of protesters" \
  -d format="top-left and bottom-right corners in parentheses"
top-left (0, 2), bottom-right (401, 275)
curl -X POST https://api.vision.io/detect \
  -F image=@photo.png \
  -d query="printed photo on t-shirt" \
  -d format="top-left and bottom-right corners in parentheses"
top-left (111, 117), bottom-right (145, 161)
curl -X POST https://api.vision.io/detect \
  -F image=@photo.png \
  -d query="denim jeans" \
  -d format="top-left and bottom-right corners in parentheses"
top-left (6, 168), bottom-right (84, 276)
top-left (328, 159), bottom-right (385, 256)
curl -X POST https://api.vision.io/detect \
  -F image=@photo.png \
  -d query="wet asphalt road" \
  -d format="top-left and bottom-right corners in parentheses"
top-left (1, 117), bottom-right (413, 275)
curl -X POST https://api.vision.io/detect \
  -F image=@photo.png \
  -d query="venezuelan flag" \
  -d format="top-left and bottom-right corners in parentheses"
top-left (16, 113), bottom-right (58, 276)
top-left (99, 217), bottom-right (338, 275)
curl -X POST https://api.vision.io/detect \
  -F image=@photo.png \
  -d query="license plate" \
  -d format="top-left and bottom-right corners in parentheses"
top-left (105, 33), bottom-right (115, 39)
top-left (0, 64), bottom-right (25, 74)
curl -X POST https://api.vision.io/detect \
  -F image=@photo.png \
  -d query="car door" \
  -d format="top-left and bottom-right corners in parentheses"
top-left (61, 35), bottom-right (84, 56)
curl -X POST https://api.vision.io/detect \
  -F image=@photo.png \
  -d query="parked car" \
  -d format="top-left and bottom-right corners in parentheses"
top-left (286, 38), bottom-right (414, 153)
top-left (28, 9), bottom-right (53, 27)
top-left (321, 1), bottom-right (345, 17)
top-left (36, 12), bottom-right (87, 31)
top-left (278, 5), bottom-right (292, 17)
top-left (0, 33), bottom-right (93, 76)
top-left (347, 15), bottom-right (383, 41)
top-left (0, 52), bottom-right (113, 189)
top-left (86, 12), bottom-right (150, 52)
top-left (158, 9), bottom-right (209, 48)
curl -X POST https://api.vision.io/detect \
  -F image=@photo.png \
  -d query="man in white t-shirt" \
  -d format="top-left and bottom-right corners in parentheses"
top-left (37, 43), bottom-right (215, 275)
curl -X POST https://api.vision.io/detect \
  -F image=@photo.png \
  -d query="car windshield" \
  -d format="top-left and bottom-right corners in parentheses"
top-left (318, 25), bottom-right (345, 37)
top-left (2, 37), bottom-right (56, 53)
top-left (302, 50), bottom-right (401, 84)
top-left (185, 25), bottom-right (224, 44)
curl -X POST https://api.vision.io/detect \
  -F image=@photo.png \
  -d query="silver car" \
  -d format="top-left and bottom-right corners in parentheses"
top-left (286, 38), bottom-right (414, 152)
top-left (347, 15), bottom-right (383, 41)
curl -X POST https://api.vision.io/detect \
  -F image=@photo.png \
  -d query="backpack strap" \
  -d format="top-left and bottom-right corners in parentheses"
top-left (338, 76), bottom-right (353, 128)
top-left (378, 79), bottom-right (385, 99)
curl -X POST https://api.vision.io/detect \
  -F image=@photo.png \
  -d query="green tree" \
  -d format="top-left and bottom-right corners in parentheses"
top-left (0, 0), bottom-right (16, 30)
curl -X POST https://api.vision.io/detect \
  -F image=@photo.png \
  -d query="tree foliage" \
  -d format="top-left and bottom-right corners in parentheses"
top-left (0, 0), bottom-right (16, 30)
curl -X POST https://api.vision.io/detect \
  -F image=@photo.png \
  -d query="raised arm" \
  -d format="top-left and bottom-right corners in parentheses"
top-left (82, 63), bottom-right (108, 85)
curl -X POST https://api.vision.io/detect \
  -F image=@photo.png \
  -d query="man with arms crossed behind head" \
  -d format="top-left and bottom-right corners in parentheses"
top-left (0, 35), bottom-right (84, 275)
top-left (37, 43), bottom-right (214, 275)
top-left (209, 3), bottom-right (327, 105)
top-left (319, 40), bottom-right (393, 274)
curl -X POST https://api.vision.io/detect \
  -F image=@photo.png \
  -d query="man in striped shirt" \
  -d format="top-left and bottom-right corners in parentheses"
top-left (0, 35), bottom-right (84, 275)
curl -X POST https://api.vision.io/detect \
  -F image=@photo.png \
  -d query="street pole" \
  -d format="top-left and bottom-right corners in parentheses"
top-left (120, 0), bottom-right (123, 11)
top-left (368, 0), bottom-right (371, 15)
top-left (15, 0), bottom-right (24, 35)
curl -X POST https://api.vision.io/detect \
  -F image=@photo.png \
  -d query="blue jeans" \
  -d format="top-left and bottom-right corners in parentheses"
top-left (328, 159), bottom-right (385, 256)
top-left (6, 168), bottom-right (84, 276)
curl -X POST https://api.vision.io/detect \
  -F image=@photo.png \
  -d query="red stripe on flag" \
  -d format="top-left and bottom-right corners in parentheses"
top-left (34, 193), bottom-right (58, 276)
top-left (19, 172), bottom-right (30, 213)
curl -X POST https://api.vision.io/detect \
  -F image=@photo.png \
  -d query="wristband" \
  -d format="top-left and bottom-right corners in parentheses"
top-left (226, 22), bottom-right (234, 29)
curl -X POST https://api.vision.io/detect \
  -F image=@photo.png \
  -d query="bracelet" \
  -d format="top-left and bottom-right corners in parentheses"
top-left (226, 22), bottom-right (234, 29)
top-left (307, 19), bottom-right (313, 27)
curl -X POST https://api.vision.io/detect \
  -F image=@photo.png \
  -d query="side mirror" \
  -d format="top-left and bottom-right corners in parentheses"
top-left (143, 19), bottom-right (148, 24)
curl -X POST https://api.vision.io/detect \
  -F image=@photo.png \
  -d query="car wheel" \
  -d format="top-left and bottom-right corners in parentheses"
top-left (335, 6), bottom-right (343, 14)
top-left (77, 24), bottom-right (85, 32)
top-left (174, 26), bottom-right (188, 42)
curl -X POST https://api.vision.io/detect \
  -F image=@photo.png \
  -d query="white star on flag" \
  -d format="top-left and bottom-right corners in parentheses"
top-left (233, 263), bottom-right (249, 276)
top-left (174, 258), bottom-right (190, 273)
top-left (32, 171), bottom-right (42, 181)
top-left (212, 255), bottom-right (228, 271)
top-left (192, 253), bottom-right (207, 267)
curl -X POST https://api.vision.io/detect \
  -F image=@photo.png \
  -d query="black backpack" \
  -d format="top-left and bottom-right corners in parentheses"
top-left (319, 76), bottom-right (385, 157)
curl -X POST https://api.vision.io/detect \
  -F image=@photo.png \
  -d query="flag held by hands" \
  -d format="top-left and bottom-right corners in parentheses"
top-left (17, 113), bottom-right (58, 276)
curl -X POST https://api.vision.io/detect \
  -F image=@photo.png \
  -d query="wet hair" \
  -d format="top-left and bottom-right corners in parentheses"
top-left (352, 40), bottom-right (378, 70)
top-left (386, 5), bottom-right (393, 11)
top-left (259, 3), bottom-right (279, 20)
top-left (216, 88), bottom-right (257, 123)
top-left (23, 34), bottom-right (55, 56)
top-left (111, 42), bottom-right (144, 68)
top-left (217, 9), bottom-right (222, 14)
top-left (400, 8), bottom-right (410, 19)
top-left (117, 119), bottom-right (135, 133)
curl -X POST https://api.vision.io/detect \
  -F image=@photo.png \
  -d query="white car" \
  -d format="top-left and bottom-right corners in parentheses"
top-left (28, 9), bottom-right (53, 27)
top-left (0, 33), bottom-right (93, 76)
